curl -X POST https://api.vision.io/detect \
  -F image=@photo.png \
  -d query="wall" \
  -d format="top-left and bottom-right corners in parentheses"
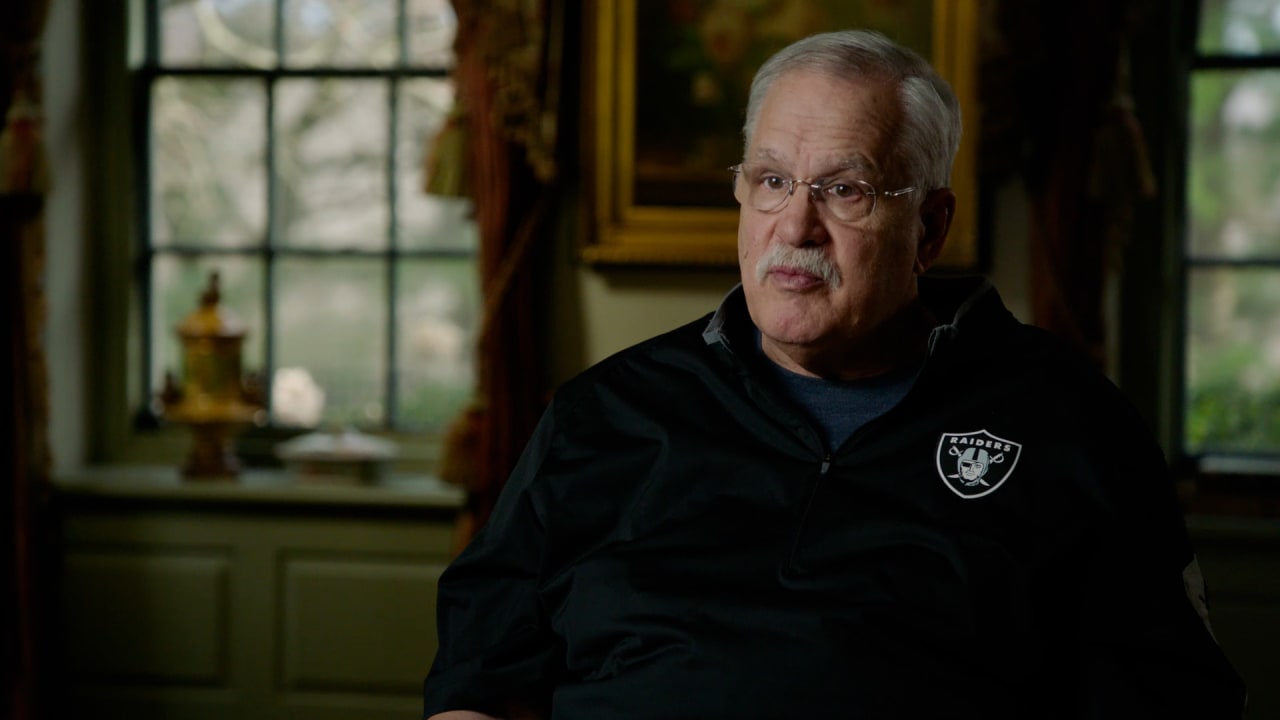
top-left (43, 0), bottom-right (87, 475)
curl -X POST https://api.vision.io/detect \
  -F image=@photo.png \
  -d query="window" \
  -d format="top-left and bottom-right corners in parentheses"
top-left (1183, 0), bottom-right (1280, 459)
top-left (139, 0), bottom-right (477, 435)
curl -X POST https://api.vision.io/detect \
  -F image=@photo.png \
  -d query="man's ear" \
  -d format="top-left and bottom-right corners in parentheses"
top-left (914, 187), bottom-right (956, 274)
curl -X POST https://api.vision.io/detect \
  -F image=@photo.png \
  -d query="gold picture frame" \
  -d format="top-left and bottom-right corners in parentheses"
top-left (581, 0), bottom-right (980, 268)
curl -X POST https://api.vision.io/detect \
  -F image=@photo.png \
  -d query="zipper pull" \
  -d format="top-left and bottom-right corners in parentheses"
top-left (820, 454), bottom-right (831, 474)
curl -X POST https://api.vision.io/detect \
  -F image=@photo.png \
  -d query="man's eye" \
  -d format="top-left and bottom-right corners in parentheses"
top-left (760, 175), bottom-right (788, 191)
top-left (826, 182), bottom-right (866, 200)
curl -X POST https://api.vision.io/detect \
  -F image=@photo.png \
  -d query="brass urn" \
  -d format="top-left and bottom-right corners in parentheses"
top-left (160, 271), bottom-right (264, 478)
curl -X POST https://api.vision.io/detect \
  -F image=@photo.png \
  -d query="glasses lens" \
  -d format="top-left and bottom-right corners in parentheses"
top-left (823, 179), bottom-right (875, 222)
top-left (736, 166), bottom-right (789, 212)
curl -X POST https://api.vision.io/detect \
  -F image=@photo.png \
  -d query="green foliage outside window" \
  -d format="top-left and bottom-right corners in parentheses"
top-left (1184, 0), bottom-right (1280, 456)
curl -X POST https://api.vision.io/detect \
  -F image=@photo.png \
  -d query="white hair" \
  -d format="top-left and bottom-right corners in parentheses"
top-left (742, 30), bottom-right (962, 192)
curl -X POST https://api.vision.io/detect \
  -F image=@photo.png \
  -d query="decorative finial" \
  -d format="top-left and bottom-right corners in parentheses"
top-left (201, 270), bottom-right (221, 307)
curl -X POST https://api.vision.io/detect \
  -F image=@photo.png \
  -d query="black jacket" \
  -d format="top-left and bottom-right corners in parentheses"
top-left (423, 277), bottom-right (1246, 719)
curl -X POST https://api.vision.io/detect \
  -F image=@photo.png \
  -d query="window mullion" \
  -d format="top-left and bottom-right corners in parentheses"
top-left (136, 0), bottom-right (160, 424)
top-left (262, 0), bottom-right (283, 417)
top-left (385, 75), bottom-right (401, 429)
top-left (384, 0), bottom-right (409, 430)
top-left (1172, 1), bottom-right (1196, 461)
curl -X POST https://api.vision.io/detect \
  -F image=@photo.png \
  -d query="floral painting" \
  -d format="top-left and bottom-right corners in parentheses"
top-left (632, 0), bottom-right (934, 208)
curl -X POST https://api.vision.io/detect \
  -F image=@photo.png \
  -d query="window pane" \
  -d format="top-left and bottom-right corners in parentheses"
top-left (407, 0), bottom-right (458, 67)
top-left (398, 78), bottom-right (478, 251)
top-left (1197, 0), bottom-right (1280, 55)
top-left (275, 79), bottom-right (389, 250)
top-left (1185, 267), bottom-right (1280, 454)
top-left (161, 0), bottom-right (278, 67)
top-left (1186, 70), bottom-right (1280, 260)
top-left (152, 78), bottom-right (267, 248)
top-left (142, 2), bottom-right (471, 436)
top-left (395, 258), bottom-right (478, 430)
top-left (274, 258), bottom-right (387, 427)
top-left (283, 0), bottom-right (397, 68)
top-left (151, 254), bottom-right (265, 399)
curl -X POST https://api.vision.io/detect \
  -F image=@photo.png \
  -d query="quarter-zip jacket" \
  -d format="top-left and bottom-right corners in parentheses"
top-left (423, 276), bottom-right (1245, 719)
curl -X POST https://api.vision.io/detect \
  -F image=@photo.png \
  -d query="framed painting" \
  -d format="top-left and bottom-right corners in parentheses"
top-left (581, 0), bottom-right (980, 268)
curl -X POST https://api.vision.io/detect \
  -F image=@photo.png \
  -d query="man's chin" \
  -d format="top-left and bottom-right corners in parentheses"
top-left (759, 316), bottom-right (825, 350)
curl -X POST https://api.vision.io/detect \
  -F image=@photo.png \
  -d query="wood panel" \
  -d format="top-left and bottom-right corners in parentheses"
top-left (54, 476), bottom-right (462, 720)
top-left (280, 553), bottom-right (447, 694)
top-left (61, 548), bottom-right (231, 685)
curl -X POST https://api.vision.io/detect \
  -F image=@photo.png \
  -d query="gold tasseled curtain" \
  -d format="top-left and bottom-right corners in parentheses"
top-left (983, 0), bottom-right (1156, 368)
top-left (1, 0), bottom-right (52, 718)
top-left (435, 0), bottom-right (561, 545)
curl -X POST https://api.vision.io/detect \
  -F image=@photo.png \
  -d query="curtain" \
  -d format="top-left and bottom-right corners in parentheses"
top-left (1, 1), bottom-right (52, 718)
top-left (983, 0), bottom-right (1156, 369)
top-left (436, 0), bottom-right (562, 545)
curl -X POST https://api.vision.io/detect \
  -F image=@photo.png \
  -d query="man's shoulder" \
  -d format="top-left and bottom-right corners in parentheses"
top-left (554, 311), bottom-right (723, 405)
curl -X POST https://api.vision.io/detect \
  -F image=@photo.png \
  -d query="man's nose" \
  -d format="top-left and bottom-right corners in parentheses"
top-left (774, 183), bottom-right (826, 246)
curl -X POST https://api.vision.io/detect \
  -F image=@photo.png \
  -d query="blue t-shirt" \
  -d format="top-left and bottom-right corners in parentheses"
top-left (757, 331), bottom-right (920, 451)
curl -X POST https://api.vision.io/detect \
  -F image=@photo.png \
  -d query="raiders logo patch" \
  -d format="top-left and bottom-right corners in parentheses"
top-left (935, 430), bottom-right (1022, 499)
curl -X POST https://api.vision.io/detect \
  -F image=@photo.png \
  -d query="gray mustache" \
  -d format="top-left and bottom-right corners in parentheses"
top-left (755, 245), bottom-right (842, 288)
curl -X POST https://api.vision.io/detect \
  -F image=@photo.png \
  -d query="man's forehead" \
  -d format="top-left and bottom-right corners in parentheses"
top-left (747, 147), bottom-right (877, 174)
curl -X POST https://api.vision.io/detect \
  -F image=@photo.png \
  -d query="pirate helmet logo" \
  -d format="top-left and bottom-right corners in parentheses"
top-left (935, 430), bottom-right (1022, 499)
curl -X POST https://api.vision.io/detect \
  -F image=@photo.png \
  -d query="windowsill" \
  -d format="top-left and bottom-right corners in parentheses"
top-left (105, 422), bottom-right (450, 476)
top-left (1184, 510), bottom-right (1280, 542)
top-left (53, 464), bottom-right (466, 513)
top-left (1180, 485), bottom-right (1280, 517)
top-left (1177, 456), bottom-right (1280, 518)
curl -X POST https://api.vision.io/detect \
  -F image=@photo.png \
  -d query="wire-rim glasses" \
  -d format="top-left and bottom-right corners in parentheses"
top-left (729, 163), bottom-right (917, 223)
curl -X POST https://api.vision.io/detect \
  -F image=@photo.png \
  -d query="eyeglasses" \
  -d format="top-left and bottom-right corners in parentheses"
top-left (729, 163), bottom-right (917, 223)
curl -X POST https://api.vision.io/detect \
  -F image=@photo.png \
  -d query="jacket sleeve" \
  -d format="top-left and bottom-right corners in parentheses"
top-left (422, 402), bottom-right (561, 718)
top-left (1073, 416), bottom-right (1247, 718)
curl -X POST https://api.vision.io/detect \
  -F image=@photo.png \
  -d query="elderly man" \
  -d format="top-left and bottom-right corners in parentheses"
top-left (423, 30), bottom-right (1245, 719)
